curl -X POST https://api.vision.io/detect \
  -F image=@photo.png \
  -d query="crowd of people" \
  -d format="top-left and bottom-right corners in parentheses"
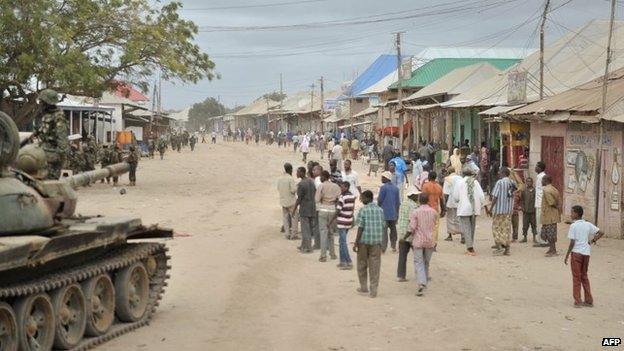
top-left (275, 136), bottom-right (604, 307)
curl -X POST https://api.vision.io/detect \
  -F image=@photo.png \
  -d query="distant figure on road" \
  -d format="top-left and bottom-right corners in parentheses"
top-left (330, 141), bottom-right (343, 171)
top-left (125, 145), bottom-right (139, 187)
top-left (354, 190), bottom-right (385, 298)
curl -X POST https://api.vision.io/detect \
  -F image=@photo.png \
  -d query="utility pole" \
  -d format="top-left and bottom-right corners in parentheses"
top-left (310, 83), bottom-right (315, 133)
top-left (396, 32), bottom-right (404, 155)
top-left (279, 73), bottom-right (283, 95)
top-left (539, 0), bottom-right (550, 100)
top-left (320, 76), bottom-right (324, 135)
top-left (595, 0), bottom-right (617, 225)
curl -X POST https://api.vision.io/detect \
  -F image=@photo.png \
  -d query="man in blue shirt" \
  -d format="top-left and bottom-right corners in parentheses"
top-left (389, 153), bottom-right (409, 199)
top-left (378, 171), bottom-right (401, 253)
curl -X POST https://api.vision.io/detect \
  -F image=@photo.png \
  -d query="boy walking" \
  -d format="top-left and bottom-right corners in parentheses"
top-left (564, 205), bottom-right (604, 307)
top-left (409, 193), bottom-right (438, 296)
top-left (354, 190), bottom-right (385, 298)
top-left (519, 177), bottom-right (538, 243)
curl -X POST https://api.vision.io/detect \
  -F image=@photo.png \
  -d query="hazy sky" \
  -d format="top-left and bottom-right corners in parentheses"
top-left (160, 0), bottom-right (616, 110)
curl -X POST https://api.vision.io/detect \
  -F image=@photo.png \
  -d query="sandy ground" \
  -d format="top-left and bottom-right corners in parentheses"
top-left (75, 141), bottom-right (624, 351)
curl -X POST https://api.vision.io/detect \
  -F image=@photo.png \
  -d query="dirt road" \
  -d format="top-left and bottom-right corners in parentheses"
top-left (76, 141), bottom-right (624, 351)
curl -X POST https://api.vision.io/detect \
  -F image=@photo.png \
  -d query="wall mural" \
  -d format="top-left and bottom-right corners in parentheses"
top-left (565, 149), bottom-right (594, 194)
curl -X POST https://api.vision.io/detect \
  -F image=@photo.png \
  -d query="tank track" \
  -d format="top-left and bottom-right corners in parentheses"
top-left (0, 243), bottom-right (170, 351)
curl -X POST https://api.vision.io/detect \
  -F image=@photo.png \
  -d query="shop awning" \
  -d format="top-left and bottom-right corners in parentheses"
top-left (479, 104), bottom-right (526, 116)
top-left (338, 121), bottom-right (373, 129)
top-left (352, 107), bottom-right (378, 118)
top-left (404, 103), bottom-right (440, 111)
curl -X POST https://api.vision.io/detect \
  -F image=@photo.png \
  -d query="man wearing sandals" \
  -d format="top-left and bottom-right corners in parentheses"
top-left (541, 175), bottom-right (561, 257)
top-left (486, 167), bottom-right (516, 256)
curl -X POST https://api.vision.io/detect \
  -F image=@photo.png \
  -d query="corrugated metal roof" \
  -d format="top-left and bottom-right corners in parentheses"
top-left (391, 58), bottom-right (520, 89)
top-left (234, 98), bottom-right (280, 116)
top-left (405, 63), bottom-right (501, 102)
top-left (348, 55), bottom-right (399, 97)
top-left (359, 48), bottom-right (528, 96)
top-left (509, 68), bottom-right (624, 117)
top-left (446, 20), bottom-right (624, 108)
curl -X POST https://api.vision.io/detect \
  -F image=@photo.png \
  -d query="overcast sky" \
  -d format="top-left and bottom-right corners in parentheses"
top-left (160, 0), bottom-right (616, 110)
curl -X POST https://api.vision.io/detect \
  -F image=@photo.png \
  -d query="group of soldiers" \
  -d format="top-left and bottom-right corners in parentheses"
top-left (168, 131), bottom-right (197, 153)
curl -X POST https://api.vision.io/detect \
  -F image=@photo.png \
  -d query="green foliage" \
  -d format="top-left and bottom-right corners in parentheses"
top-left (0, 0), bottom-right (216, 128)
top-left (262, 91), bottom-right (287, 102)
top-left (187, 97), bottom-right (227, 131)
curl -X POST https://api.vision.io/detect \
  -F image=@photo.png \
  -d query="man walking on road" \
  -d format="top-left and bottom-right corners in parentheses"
top-left (354, 190), bottom-right (385, 298)
top-left (277, 163), bottom-right (298, 240)
top-left (421, 171), bottom-right (445, 244)
top-left (341, 159), bottom-right (362, 198)
top-left (452, 167), bottom-right (486, 256)
top-left (443, 167), bottom-right (462, 242)
top-left (378, 171), bottom-right (401, 253)
top-left (331, 181), bottom-right (356, 270)
top-left (397, 186), bottom-right (420, 282)
top-left (316, 171), bottom-right (341, 262)
top-left (486, 167), bottom-right (515, 256)
top-left (330, 140), bottom-right (343, 171)
top-left (293, 167), bottom-right (316, 253)
top-left (409, 192), bottom-right (438, 296)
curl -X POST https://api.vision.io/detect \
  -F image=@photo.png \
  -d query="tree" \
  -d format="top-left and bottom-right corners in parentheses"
top-left (0, 0), bottom-right (216, 128)
top-left (262, 91), bottom-right (286, 102)
top-left (187, 97), bottom-right (227, 131)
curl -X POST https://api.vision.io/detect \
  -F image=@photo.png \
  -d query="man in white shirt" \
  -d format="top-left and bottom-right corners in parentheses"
top-left (534, 161), bottom-right (549, 247)
top-left (564, 205), bottom-right (604, 307)
top-left (443, 166), bottom-right (463, 242)
top-left (331, 141), bottom-right (343, 171)
top-left (341, 159), bottom-right (362, 197)
top-left (451, 167), bottom-right (485, 256)
top-left (412, 153), bottom-right (423, 185)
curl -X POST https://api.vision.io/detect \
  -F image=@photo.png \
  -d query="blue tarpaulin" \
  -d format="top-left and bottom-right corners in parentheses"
top-left (347, 54), bottom-right (399, 97)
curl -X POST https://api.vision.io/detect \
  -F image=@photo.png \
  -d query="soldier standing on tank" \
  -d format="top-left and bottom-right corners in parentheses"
top-left (35, 89), bottom-right (69, 180)
top-left (125, 145), bottom-right (139, 186)
top-left (157, 138), bottom-right (167, 160)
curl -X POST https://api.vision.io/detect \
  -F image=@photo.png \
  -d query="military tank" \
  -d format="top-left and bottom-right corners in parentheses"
top-left (0, 112), bottom-right (172, 351)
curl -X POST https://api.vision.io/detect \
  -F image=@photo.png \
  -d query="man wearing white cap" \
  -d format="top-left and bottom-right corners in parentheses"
top-left (397, 186), bottom-right (420, 281)
top-left (378, 171), bottom-right (401, 252)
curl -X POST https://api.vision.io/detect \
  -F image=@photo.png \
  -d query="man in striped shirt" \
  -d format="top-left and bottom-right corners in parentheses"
top-left (409, 193), bottom-right (438, 296)
top-left (330, 181), bottom-right (357, 270)
top-left (486, 167), bottom-right (516, 256)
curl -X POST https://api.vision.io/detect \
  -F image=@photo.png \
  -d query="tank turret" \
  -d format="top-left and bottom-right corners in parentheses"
top-left (0, 111), bottom-right (172, 351)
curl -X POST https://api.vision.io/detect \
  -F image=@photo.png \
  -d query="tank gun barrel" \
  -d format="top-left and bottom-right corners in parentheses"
top-left (65, 162), bottom-right (130, 189)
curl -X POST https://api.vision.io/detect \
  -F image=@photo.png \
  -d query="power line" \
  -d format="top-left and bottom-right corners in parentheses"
top-left (182, 0), bottom-right (328, 11)
top-left (197, 0), bottom-right (520, 32)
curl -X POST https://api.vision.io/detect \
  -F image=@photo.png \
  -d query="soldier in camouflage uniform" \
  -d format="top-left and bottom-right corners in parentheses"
top-left (82, 136), bottom-right (98, 172)
top-left (157, 138), bottom-right (167, 160)
top-left (125, 145), bottom-right (139, 186)
top-left (189, 134), bottom-right (197, 151)
top-left (36, 89), bottom-right (69, 180)
top-left (147, 139), bottom-right (155, 159)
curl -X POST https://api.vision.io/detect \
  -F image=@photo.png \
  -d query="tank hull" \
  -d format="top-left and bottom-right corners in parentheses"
top-left (0, 217), bottom-right (173, 351)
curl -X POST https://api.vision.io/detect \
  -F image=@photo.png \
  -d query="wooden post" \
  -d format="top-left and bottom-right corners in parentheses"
top-left (539, 0), bottom-right (551, 99)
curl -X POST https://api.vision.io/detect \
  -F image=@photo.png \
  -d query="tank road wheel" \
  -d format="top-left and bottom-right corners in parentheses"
top-left (15, 293), bottom-right (55, 351)
top-left (82, 274), bottom-right (115, 337)
top-left (51, 284), bottom-right (87, 350)
top-left (0, 302), bottom-right (18, 351)
top-left (115, 263), bottom-right (149, 322)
